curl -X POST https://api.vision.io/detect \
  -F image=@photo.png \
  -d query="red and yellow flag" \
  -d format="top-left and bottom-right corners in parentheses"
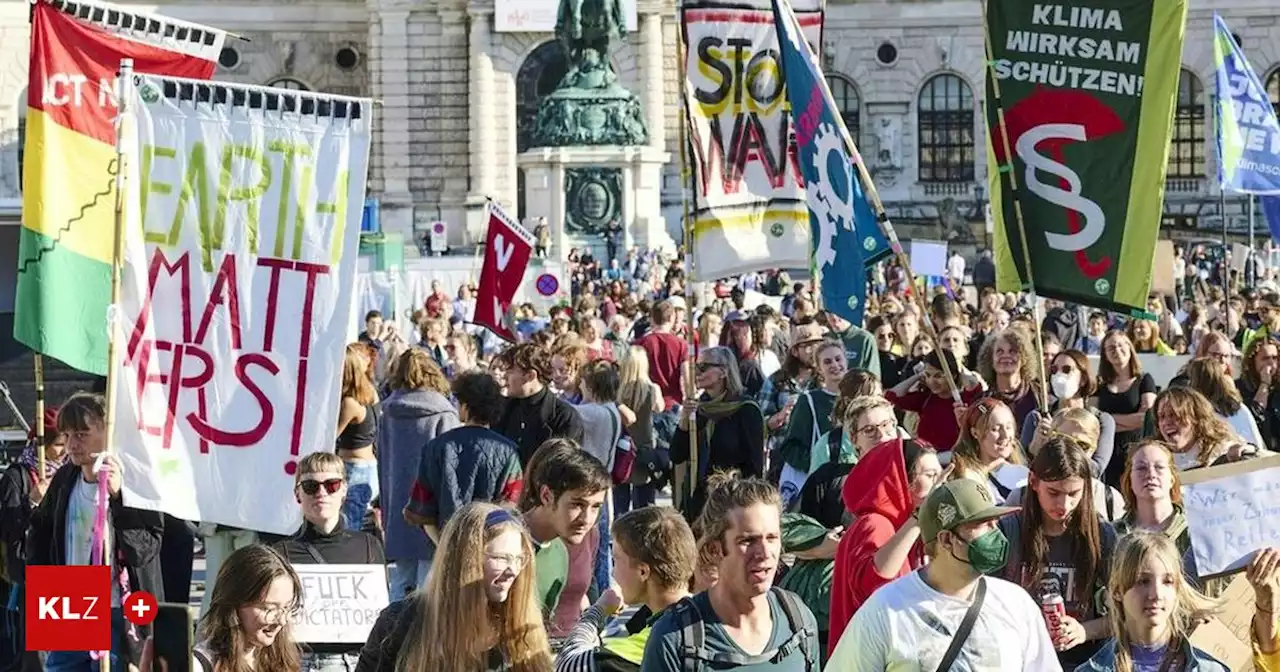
top-left (16, 0), bottom-right (226, 375)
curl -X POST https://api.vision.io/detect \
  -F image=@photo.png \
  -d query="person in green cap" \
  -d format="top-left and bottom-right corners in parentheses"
top-left (828, 478), bottom-right (1060, 671)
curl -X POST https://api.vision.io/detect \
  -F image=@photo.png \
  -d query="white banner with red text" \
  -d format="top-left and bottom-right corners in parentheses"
top-left (473, 201), bottom-right (535, 342)
top-left (114, 74), bottom-right (373, 535)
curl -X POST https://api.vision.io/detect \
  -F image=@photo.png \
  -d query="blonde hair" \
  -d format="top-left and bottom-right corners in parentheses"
top-left (396, 503), bottom-right (552, 672)
top-left (293, 452), bottom-right (345, 485)
top-left (342, 346), bottom-right (377, 405)
top-left (1052, 407), bottom-right (1101, 452)
top-left (1107, 532), bottom-right (1221, 672)
top-left (695, 471), bottom-right (780, 559)
top-left (617, 346), bottom-right (654, 411)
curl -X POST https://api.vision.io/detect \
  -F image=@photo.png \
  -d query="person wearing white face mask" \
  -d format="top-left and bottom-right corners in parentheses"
top-left (1023, 349), bottom-right (1117, 478)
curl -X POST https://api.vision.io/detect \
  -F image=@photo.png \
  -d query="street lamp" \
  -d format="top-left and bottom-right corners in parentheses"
top-left (973, 184), bottom-right (988, 249)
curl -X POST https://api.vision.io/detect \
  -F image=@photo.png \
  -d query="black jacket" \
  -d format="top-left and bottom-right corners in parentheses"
top-left (355, 597), bottom-right (508, 672)
top-left (0, 463), bottom-right (35, 583)
top-left (495, 387), bottom-right (585, 466)
top-left (25, 463), bottom-right (164, 666)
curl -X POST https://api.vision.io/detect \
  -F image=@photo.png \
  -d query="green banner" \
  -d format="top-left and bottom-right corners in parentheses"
top-left (985, 0), bottom-right (1187, 315)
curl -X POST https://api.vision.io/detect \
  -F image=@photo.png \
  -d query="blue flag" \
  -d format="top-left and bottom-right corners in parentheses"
top-left (771, 0), bottom-right (885, 325)
top-left (1213, 14), bottom-right (1280, 195)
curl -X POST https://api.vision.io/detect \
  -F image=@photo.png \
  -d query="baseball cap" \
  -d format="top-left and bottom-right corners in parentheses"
top-left (918, 478), bottom-right (1019, 543)
top-left (790, 322), bottom-right (827, 347)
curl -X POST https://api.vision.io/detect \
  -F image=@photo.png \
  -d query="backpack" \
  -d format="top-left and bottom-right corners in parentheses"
top-left (669, 588), bottom-right (817, 672)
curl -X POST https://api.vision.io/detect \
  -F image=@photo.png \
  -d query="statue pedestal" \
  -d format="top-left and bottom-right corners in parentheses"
top-left (519, 145), bottom-right (674, 256)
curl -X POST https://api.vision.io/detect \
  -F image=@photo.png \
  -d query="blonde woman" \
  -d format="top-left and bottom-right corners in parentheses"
top-left (195, 544), bottom-right (303, 672)
top-left (357, 502), bottom-right (553, 672)
top-left (977, 327), bottom-right (1043, 430)
top-left (948, 398), bottom-right (1027, 505)
top-left (1113, 441), bottom-right (1188, 553)
top-left (1076, 532), bottom-right (1226, 671)
top-left (338, 344), bottom-right (379, 531)
top-left (617, 346), bottom-right (664, 509)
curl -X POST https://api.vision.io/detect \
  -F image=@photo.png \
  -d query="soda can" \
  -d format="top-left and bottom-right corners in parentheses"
top-left (1040, 592), bottom-right (1066, 642)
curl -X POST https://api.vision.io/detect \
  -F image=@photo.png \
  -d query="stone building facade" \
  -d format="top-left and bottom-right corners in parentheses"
top-left (1, 0), bottom-right (1280, 264)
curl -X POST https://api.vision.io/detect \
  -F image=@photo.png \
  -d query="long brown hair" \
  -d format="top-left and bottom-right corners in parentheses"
top-left (949, 398), bottom-right (1022, 479)
top-left (198, 545), bottom-right (302, 672)
top-left (1242, 336), bottom-right (1279, 389)
top-left (1153, 387), bottom-right (1239, 466)
top-left (342, 345), bottom-right (377, 405)
top-left (1020, 438), bottom-right (1102, 605)
top-left (395, 503), bottom-right (552, 672)
top-left (1184, 357), bottom-right (1243, 416)
top-left (1118, 440), bottom-right (1183, 513)
top-left (1097, 330), bottom-right (1143, 384)
top-left (388, 347), bottom-right (451, 395)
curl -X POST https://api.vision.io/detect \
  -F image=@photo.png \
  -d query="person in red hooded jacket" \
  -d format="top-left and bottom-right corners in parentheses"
top-left (827, 437), bottom-right (943, 654)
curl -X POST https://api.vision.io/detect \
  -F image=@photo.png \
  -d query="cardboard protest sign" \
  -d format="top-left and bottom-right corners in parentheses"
top-left (1181, 455), bottom-right (1280, 577)
top-left (1188, 574), bottom-right (1256, 672)
top-left (292, 565), bottom-right (390, 644)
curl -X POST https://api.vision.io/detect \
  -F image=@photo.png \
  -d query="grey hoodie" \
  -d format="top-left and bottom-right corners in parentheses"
top-left (375, 389), bottom-right (459, 560)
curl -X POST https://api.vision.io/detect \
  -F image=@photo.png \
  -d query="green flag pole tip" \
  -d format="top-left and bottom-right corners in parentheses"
top-left (998, 163), bottom-right (1014, 174)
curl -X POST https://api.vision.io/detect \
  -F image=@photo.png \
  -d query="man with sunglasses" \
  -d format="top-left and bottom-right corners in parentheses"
top-left (273, 452), bottom-right (386, 672)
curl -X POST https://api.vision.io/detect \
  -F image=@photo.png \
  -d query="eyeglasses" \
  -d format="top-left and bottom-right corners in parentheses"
top-left (696, 362), bottom-right (722, 373)
top-left (298, 478), bottom-right (343, 496)
top-left (484, 553), bottom-right (529, 571)
top-left (857, 419), bottom-right (896, 437)
top-left (252, 602), bottom-right (300, 624)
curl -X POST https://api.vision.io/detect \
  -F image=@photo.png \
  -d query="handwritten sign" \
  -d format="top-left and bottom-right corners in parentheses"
top-left (1188, 574), bottom-right (1257, 672)
top-left (292, 564), bottom-right (390, 643)
top-left (495, 0), bottom-right (638, 33)
top-left (115, 75), bottom-right (372, 535)
top-left (1181, 455), bottom-right (1280, 577)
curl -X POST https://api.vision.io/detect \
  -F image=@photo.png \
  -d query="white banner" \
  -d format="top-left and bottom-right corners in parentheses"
top-left (293, 564), bottom-right (390, 643)
top-left (684, 0), bottom-right (824, 280)
top-left (115, 75), bottom-right (373, 535)
top-left (495, 0), bottom-right (638, 32)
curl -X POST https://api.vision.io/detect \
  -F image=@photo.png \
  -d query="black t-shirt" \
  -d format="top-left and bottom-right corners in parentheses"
top-left (1095, 372), bottom-right (1156, 485)
top-left (273, 523), bottom-right (386, 655)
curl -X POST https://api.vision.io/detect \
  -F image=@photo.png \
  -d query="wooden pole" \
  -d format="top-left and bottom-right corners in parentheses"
top-left (978, 1), bottom-right (1050, 411)
top-left (34, 354), bottom-right (45, 475)
top-left (99, 58), bottom-right (134, 672)
top-left (675, 11), bottom-right (699, 513)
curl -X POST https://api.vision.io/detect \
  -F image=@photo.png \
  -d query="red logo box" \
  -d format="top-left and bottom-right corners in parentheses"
top-left (25, 565), bottom-right (112, 652)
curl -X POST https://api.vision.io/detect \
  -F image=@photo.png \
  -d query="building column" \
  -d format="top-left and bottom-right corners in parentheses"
top-left (641, 11), bottom-right (666, 151)
top-left (468, 10), bottom-right (496, 200)
top-left (369, 9), bottom-right (413, 236)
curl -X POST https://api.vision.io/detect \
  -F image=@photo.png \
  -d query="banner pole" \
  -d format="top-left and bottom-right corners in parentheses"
top-left (779, 4), bottom-right (961, 402)
top-left (676, 10), bottom-right (698, 514)
top-left (34, 354), bottom-right (45, 475)
top-left (1249, 194), bottom-right (1256, 252)
top-left (99, 59), bottom-right (133, 672)
top-left (977, 1), bottom-right (1050, 411)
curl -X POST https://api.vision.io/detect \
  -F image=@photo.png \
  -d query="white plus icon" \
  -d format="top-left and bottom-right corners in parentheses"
top-left (131, 600), bottom-right (151, 620)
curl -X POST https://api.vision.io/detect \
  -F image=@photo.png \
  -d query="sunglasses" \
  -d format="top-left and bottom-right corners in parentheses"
top-left (298, 478), bottom-right (343, 496)
top-left (696, 362), bottom-right (722, 373)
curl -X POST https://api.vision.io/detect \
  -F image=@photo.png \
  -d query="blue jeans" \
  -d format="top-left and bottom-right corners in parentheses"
top-left (341, 460), bottom-right (379, 531)
top-left (302, 652), bottom-right (360, 671)
top-left (388, 559), bottom-right (431, 600)
top-left (43, 608), bottom-right (128, 671)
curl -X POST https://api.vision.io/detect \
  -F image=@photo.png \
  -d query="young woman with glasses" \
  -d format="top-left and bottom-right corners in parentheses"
top-left (357, 502), bottom-right (553, 672)
top-left (195, 544), bottom-right (304, 672)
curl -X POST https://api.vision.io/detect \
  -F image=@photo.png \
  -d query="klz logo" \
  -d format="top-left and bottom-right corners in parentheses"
top-left (993, 88), bottom-right (1125, 279)
top-left (26, 565), bottom-right (112, 652)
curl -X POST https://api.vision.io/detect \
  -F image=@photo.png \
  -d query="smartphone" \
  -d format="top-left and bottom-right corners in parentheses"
top-left (151, 603), bottom-right (195, 672)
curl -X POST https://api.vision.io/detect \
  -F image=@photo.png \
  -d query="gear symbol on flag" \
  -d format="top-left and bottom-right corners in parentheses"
top-left (810, 123), bottom-right (852, 270)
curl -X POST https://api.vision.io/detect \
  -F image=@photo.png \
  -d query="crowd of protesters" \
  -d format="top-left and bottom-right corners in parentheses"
top-left (2, 241), bottom-right (1280, 671)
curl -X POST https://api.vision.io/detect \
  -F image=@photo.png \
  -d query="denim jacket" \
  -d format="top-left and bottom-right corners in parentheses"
top-left (1075, 639), bottom-right (1230, 672)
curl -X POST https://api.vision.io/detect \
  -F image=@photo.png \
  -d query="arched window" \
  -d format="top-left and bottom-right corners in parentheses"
top-left (826, 75), bottom-right (860, 147)
top-left (266, 77), bottom-right (312, 91)
top-left (17, 88), bottom-right (26, 193)
top-left (1168, 69), bottom-right (1204, 179)
top-left (516, 40), bottom-right (570, 218)
top-left (1267, 67), bottom-right (1280, 117)
top-left (917, 74), bottom-right (975, 183)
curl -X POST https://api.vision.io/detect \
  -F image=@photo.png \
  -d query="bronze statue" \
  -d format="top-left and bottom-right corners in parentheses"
top-left (555, 0), bottom-right (627, 89)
